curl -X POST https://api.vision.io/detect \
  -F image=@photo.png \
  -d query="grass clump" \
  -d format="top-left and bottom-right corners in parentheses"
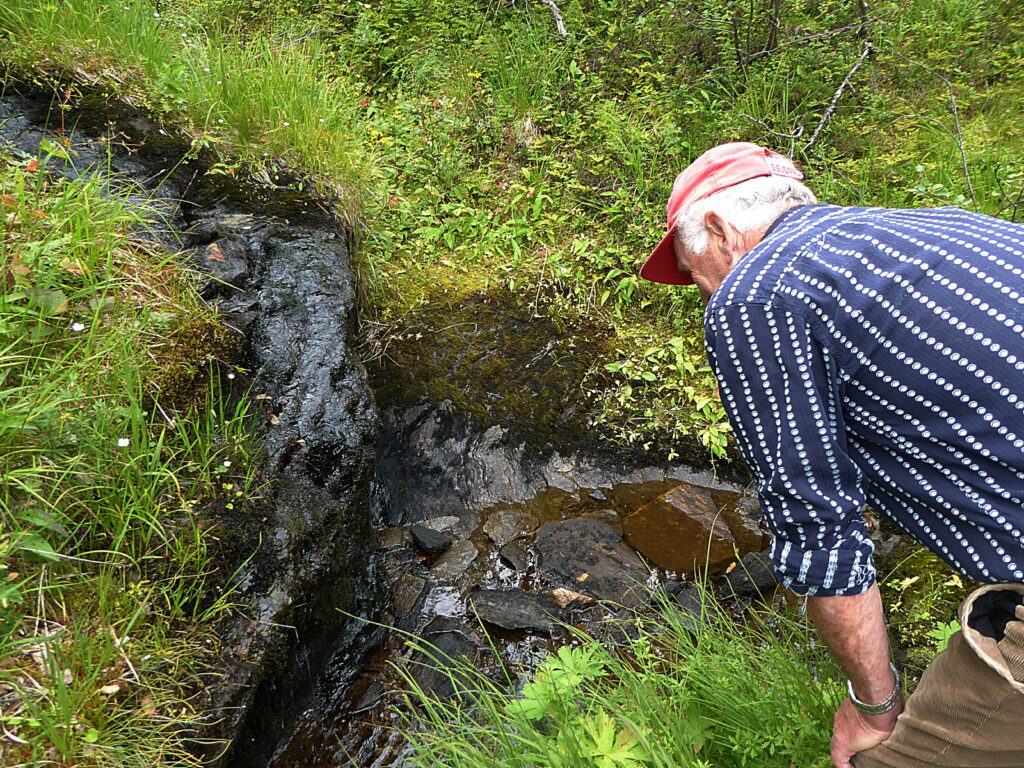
top-left (0, 149), bottom-right (257, 764)
top-left (0, 0), bottom-right (373, 223)
top-left (398, 590), bottom-right (842, 768)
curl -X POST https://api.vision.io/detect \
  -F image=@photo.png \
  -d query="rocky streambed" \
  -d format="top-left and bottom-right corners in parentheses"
top-left (1, 80), bottom-right (784, 768)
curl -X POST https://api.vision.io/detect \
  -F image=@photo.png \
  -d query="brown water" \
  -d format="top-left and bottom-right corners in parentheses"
top-left (269, 478), bottom-right (765, 768)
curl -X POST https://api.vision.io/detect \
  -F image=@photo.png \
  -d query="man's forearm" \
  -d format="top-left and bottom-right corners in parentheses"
top-left (807, 583), bottom-right (896, 704)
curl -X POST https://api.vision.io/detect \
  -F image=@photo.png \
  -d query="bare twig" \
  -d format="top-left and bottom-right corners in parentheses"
top-left (804, 42), bottom-right (873, 151)
top-left (890, 51), bottom-right (979, 212)
top-left (739, 113), bottom-right (804, 156)
top-left (539, 0), bottom-right (568, 38)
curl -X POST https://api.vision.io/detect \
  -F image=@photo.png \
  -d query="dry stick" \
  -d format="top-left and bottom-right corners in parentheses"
top-left (540, 0), bottom-right (568, 38)
top-left (889, 50), bottom-right (979, 212)
top-left (805, 41), bottom-right (873, 151)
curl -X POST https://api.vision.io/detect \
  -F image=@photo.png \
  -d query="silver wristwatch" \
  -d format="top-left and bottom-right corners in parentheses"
top-left (847, 664), bottom-right (902, 715)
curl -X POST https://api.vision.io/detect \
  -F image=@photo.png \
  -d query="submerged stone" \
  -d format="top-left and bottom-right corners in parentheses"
top-left (410, 524), bottom-right (453, 557)
top-left (429, 540), bottom-right (479, 583)
top-left (482, 509), bottom-right (537, 547)
top-left (534, 517), bottom-right (649, 608)
top-left (623, 483), bottom-right (736, 574)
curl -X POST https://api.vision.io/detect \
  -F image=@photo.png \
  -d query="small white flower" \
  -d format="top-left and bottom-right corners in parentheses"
top-left (153, 11), bottom-right (160, 17)
top-left (71, 322), bottom-right (86, 332)
top-left (218, 118), bottom-right (225, 124)
top-left (203, 67), bottom-right (210, 73)
top-left (319, 118), bottom-right (325, 123)
top-left (227, 372), bottom-right (236, 379)
top-left (283, 121), bottom-right (290, 127)
top-left (117, 438), bottom-right (130, 448)
top-left (223, 460), bottom-right (232, 467)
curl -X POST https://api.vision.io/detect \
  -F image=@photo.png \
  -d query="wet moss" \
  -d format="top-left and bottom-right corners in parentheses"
top-left (368, 288), bottom-right (615, 452)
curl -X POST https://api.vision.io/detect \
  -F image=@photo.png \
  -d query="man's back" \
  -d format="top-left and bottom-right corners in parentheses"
top-left (705, 204), bottom-right (1024, 595)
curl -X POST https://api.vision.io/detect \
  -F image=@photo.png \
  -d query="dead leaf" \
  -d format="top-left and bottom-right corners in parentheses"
top-left (550, 588), bottom-right (593, 609)
top-left (725, 561), bottom-right (737, 574)
top-left (24, 158), bottom-right (39, 173)
top-left (99, 683), bottom-right (121, 696)
top-left (575, 572), bottom-right (589, 583)
top-left (205, 242), bottom-right (226, 262)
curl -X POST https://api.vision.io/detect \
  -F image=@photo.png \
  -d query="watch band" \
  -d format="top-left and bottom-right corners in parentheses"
top-left (847, 664), bottom-right (902, 716)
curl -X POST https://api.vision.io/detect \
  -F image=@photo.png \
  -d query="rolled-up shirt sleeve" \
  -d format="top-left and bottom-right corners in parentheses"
top-left (705, 302), bottom-right (874, 596)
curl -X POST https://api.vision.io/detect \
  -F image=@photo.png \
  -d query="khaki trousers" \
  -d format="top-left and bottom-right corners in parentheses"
top-left (855, 583), bottom-right (1024, 768)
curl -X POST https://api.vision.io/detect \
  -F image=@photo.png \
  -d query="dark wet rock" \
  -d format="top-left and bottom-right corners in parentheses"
top-left (535, 518), bottom-right (650, 608)
top-left (718, 494), bottom-right (770, 553)
top-left (429, 540), bottom-right (479, 583)
top-left (583, 508), bottom-right (622, 534)
top-left (378, 527), bottom-right (410, 550)
top-left (410, 524), bottom-right (453, 557)
top-left (623, 484), bottom-right (736, 573)
top-left (392, 572), bottom-right (427, 630)
top-left (410, 619), bottom-right (479, 701)
top-left (483, 509), bottom-right (537, 547)
top-left (188, 233), bottom-right (250, 299)
top-left (721, 552), bottom-right (777, 598)
top-left (0, 83), bottom-right (386, 768)
top-left (663, 589), bottom-right (704, 638)
top-left (420, 514), bottom-right (471, 538)
top-left (352, 682), bottom-right (386, 714)
top-left (469, 588), bottom-right (562, 634)
top-left (499, 539), bottom-right (530, 573)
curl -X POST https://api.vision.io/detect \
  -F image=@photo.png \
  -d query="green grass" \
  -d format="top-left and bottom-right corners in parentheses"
top-left (0, 149), bottom-right (259, 764)
top-left (397, 587), bottom-right (841, 768)
top-left (5, 0), bottom-right (1022, 461)
top-left (1, 0), bottom-right (373, 223)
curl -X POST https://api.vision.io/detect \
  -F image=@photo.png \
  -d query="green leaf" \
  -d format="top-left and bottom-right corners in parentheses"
top-left (17, 533), bottom-right (60, 562)
top-left (25, 289), bottom-right (69, 317)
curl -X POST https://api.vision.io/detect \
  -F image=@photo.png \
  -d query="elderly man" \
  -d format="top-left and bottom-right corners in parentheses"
top-left (640, 142), bottom-right (1024, 768)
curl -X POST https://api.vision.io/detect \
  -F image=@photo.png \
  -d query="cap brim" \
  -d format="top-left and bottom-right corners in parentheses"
top-left (639, 229), bottom-right (693, 285)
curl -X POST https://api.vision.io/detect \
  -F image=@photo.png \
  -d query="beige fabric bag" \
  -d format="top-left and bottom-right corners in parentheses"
top-left (855, 583), bottom-right (1024, 768)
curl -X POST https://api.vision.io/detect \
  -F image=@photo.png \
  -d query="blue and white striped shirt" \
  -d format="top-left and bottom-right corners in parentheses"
top-left (704, 203), bottom-right (1024, 596)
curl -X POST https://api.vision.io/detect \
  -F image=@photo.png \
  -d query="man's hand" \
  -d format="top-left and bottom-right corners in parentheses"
top-left (806, 584), bottom-right (901, 767)
top-left (830, 696), bottom-right (903, 768)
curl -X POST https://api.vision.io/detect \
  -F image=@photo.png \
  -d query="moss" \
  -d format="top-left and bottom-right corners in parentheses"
top-left (368, 287), bottom-right (616, 452)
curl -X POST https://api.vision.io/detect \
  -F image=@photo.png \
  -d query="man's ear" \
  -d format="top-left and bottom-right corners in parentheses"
top-left (703, 210), bottom-right (742, 262)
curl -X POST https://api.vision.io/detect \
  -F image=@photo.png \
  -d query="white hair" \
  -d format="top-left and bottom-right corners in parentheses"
top-left (676, 176), bottom-right (817, 255)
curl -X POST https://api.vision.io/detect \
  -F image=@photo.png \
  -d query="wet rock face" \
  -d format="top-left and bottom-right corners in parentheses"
top-left (194, 206), bottom-right (382, 766)
top-left (0, 83), bottom-right (383, 768)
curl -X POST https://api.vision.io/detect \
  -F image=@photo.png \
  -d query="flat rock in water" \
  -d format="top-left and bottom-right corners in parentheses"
top-left (420, 515), bottom-right (471, 538)
top-left (482, 509), bottom-right (537, 547)
top-left (429, 539), bottom-right (479, 583)
top-left (469, 588), bottom-right (562, 634)
top-left (534, 517), bottom-right (649, 608)
top-left (721, 551), bottom-right (777, 598)
top-left (623, 484), bottom-right (736, 573)
top-left (499, 539), bottom-right (530, 573)
top-left (410, 524), bottom-right (453, 556)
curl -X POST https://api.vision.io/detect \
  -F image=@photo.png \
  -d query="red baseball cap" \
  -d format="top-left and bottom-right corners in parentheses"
top-left (639, 142), bottom-right (804, 285)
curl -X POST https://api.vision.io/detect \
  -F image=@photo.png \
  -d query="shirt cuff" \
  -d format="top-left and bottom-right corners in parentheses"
top-left (769, 536), bottom-right (877, 597)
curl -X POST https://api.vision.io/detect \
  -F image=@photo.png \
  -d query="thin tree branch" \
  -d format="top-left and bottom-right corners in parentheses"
top-left (804, 42), bottom-right (873, 151)
top-left (539, 0), bottom-right (568, 38)
top-left (889, 50), bottom-right (979, 212)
